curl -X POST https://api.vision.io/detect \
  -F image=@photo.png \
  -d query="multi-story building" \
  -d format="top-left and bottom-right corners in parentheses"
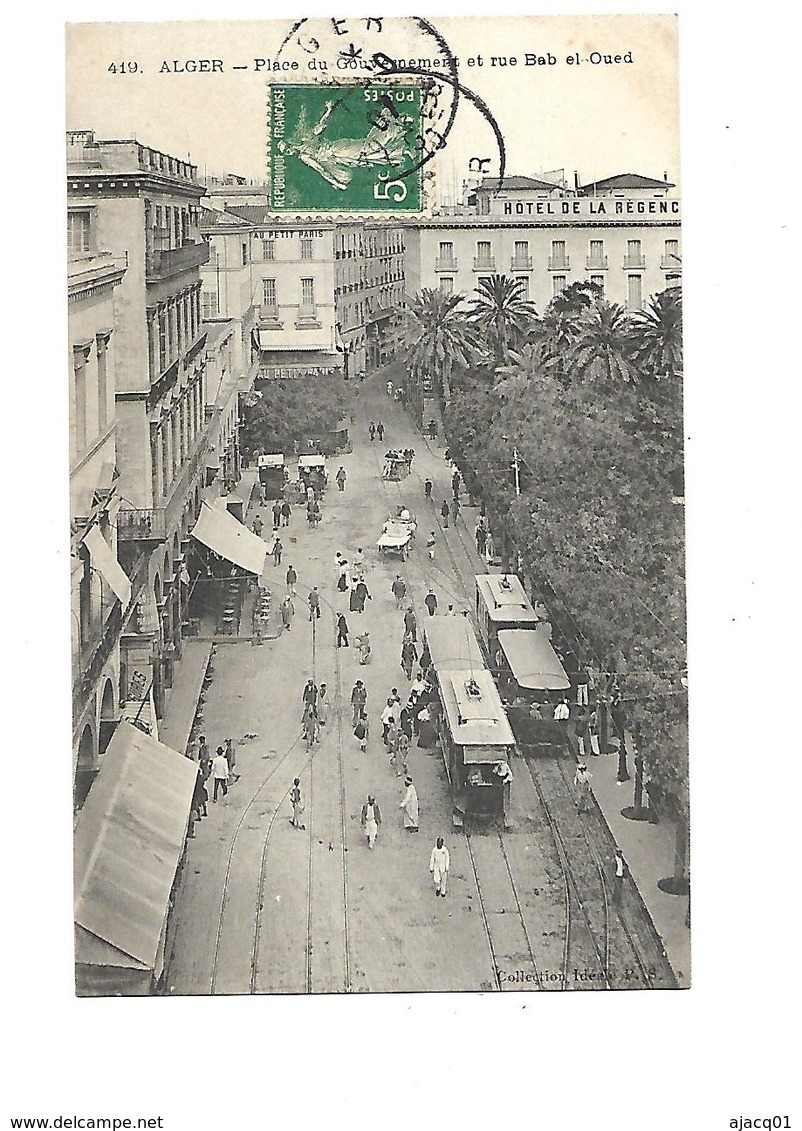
top-left (334, 222), bottom-right (407, 376)
top-left (67, 131), bottom-right (235, 768)
top-left (408, 171), bottom-right (681, 314)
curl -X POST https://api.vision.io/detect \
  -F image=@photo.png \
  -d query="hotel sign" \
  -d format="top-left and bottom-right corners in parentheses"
top-left (499, 198), bottom-right (681, 218)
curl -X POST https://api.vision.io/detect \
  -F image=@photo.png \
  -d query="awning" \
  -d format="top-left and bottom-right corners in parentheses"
top-left (74, 722), bottom-right (197, 991)
top-left (120, 686), bottom-right (159, 742)
top-left (190, 499), bottom-right (267, 575)
top-left (84, 525), bottom-right (131, 606)
top-left (257, 347), bottom-right (344, 378)
top-left (497, 628), bottom-right (570, 691)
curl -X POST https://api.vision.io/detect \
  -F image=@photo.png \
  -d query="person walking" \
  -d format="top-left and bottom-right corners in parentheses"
top-left (399, 777), bottom-right (419, 832)
top-left (554, 698), bottom-right (571, 722)
top-left (427, 531), bottom-right (437, 560)
top-left (191, 764), bottom-right (209, 822)
top-left (574, 704), bottom-right (590, 759)
top-left (354, 576), bottom-right (371, 613)
top-left (424, 589), bottom-right (438, 617)
top-left (387, 719), bottom-right (403, 774)
top-left (401, 637), bottom-right (418, 681)
top-left (225, 737), bottom-right (240, 783)
top-left (303, 678), bottom-right (318, 711)
top-left (484, 530), bottom-right (495, 564)
top-left (336, 611), bottom-right (350, 648)
top-left (272, 536), bottom-right (283, 567)
top-left (211, 746), bottom-right (230, 802)
top-left (280, 499), bottom-right (292, 527)
top-left (450, 496), bottom-right (460, 525)
top-left (429, 838), bottom-right (450, 896)
top-left (349, 577), bottom-right (361, 613)
top-left (451, 469), bottom-right (461, 497)
top-left (573, 762), bottom-right (593, 813)
top-left (356, 630), bottom-right (372, 664)
top-left (286, 564), bottom-right (297, 597)
top-left (197, 735), bottom-right (212, 781)
top-left (380, 698), bottom-right (396, 744)
top-left (394, 729), bottom-right (411, 777)
top-left (353, 546), bottom-right (365, 573)
top-left (360, 795), bottom-right (382, 849)
top-left (588, 707), bottom-right (601, 756)
top-left (302, 702), bottom-right (319, 748)
top-left (337, 557), bottom-right (350, 592)
top-left (424, 477), bottom-right (433, 500)
top-left (251, 514), bottom-right (264, 537)
top-left (354, 709), bottom-right (369, 752)
top-left (391, 575), bottom-right (407, 609)
top-left (369, 421), bottom-right (376, 443)
top-left (440, 499), bottom-right (450, 528)
top-left (336, 466), bottom-right (347, 492)
top-left (475, 519), bottom-right (487, 556)
top-left (272, 500), bottom-right (282, 530)
top-left (612, 848), bottom-right (626, 904)
top-left (351, 680), bottom-right (368, 726)
top-left (308, 586), bottom-right (321, 620)
top-left (376, 422), bottom-right (385, 442)
top-left (289, 778), bottom-right (305, 829)
top-left (403, 605), bottom-right (418, 642)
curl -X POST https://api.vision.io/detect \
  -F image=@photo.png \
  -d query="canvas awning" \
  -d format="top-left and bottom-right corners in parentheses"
top-left (497, 628), bottom-right (570, 691)
top-left (190, 499), bottom-right (267, 575)
top-left (84, 525), bottom-right (131, 606)
top-left (74, 722), bottom-right (197, 994)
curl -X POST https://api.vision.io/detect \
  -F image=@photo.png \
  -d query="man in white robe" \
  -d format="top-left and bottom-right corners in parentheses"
top-left (429, 837), bottom-right (450, 896)
top-left (399, 777), bottom-right (419, 831)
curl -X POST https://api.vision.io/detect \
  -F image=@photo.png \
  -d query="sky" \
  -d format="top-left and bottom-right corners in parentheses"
top-left (65, 15), bottom-right (680, 193)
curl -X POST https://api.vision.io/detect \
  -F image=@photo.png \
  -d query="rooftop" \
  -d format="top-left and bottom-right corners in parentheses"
top-left (66, 129), bottom-right (200, 185)
top-left (579, 173), bottom-right (674, 192)
top-left (475, 175), bottom-right (564, 192)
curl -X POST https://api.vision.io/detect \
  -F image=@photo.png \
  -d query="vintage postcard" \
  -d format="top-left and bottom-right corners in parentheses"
top-left (66, 14), bottom-right (687, 997)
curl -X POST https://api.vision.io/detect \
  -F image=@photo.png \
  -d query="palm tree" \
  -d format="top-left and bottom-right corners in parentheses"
top-left (529, 280), bottom-right (603, 379)
top-left (468, 274), bottom-right (538, 367)
top-left (568, 301), bottom-right (640, 383)
top-left (629, 286), bottom-right (683, 381)
top-left (405, 288), bottom-right (478, 406)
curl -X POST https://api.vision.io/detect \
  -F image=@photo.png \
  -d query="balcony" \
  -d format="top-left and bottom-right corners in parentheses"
top-left (295, 305), bottom-right (321, 329)
top-left (585, 255), bottom-right (608, 270)
top-left (146, 240), bottom-right (209, 282)
top-left (510, 255), bottom-right (533, 271)
top-left (117, 507), bottom-right (167, 544)
top-left (435, 257), bottom-right (459, 272)
top-left (259, 304), bottom-right (283, 328)
top-left (623, 254), bottom-right (646, 269)
top-left (548, 255), bottom-right (570, 271)
top-left (473, 256), bottom-right (496, 272)
top-left (661, 255), bottom-right (682, 271)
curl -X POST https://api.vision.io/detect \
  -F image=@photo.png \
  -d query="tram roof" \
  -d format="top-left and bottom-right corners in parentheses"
top-left (424, 616), bottom-right (485, 672)
top-left (498, 628), bottom-right (570, 691)
top-left (439, 669), bottom-right (515, 752)
top-left (475, 573), bottom-right (540, 624)
top-left (257, 453), bottom-right (284, 467)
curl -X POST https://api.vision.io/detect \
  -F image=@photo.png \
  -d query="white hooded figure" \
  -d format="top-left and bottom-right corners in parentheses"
top-left (400, 777), bottom-right (419, 831)
top-left (429, 838), bottom-right (450, 896)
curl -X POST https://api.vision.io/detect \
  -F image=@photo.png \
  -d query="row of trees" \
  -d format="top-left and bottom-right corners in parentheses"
top-left (404, 276), bottom-right (688, 888)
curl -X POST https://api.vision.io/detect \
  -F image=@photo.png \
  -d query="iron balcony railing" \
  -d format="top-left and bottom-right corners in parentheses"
top-left (117, 507), bottom-right (167, 542)
top-left (510, 255), bottom-right (533, 271)
top-left (548, 255), bottom-right (570, 270)
top-left (473, 256), bottom-right (496, 271)
top-left (623, 254), bottom-right (646, 269)
top-left (146, 240), bottom-right (209, 281)
top-left (586, 255), bottom-right (609, 270)
top-left (435, 257), bottom-right (459, 272)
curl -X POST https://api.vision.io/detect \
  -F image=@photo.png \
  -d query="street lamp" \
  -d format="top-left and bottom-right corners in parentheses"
top-left (501, 434), bottom-right (521, 497)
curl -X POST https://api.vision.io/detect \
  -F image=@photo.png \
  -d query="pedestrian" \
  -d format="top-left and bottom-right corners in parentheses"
top-left (400, 777), bottom-right (419, 832)
top-left (553, 698), bottom-right (571, 721)
top-left (226, 737), bottom-right (240, 783)
top-left (259, 484), bottom-right (268, 507)
top-left (191, 764), bottom-right (208, 821)
top-left (386, 379), bottom-right (394, 397)
top-left (588, 708), bottom-right (601, 756)
top-left (354, 709), bottom-right (369, 752)
top-left (272, 536), bottom-right (283, 566)
top-left (369, 421), bottom-right (376, 442)
top-left (403, 605), bottom-right (417, 641)
top-left (303, 678), bottom-right (318, 710)
top-left (272, 500), bottom-right (282, 530)
top-left (440, 499), bottom-right (450, 527)
top-left (424, 477), bottom-right (433, 500)
top-left (376, 422), bottom-right (385, 442)
top-left (337, 557), bottom-right (350, 592)
top-left (475, 521), bottom-right (487, 556)
top-left (353, 546), bottom-right (365, 572)
top-left (381, 698), bottom-right (396, 744)
top-left (612, 848), bottom-right (625, 904)
top-left (484, 530), bottom-right (495, 564)
top-left (391, 575), bottom-right (407, 609)
top-left (401, 637), bottom-right (418, 681)
top-left (354, 575), bottom-right (371, 613)
top-left (289, 778), bottom-right (305, 829)
top-left (394, 729), bottom-right (411, 777)
top-left (349, 577), bottom-right (360, 613)
top-left (350, 679), bottom-right (368, 726)
top-left (451, 469), bottom-right (461, 495)
top-left (387, 719), bottom-right (402, 773)
top-left (450, 496), bottom-right (460, 524)
top-left (428, 419), bottom-right (437, 440)
top-left (575, 660), bottom-right (590, 706)
top-left (574, 762), bottom-right (592, 813)
top-left (252, 514), bottom-right (264, 537)
top-left (361, 795), bottom-right (382, 848)
top-left (302, 702), bottom-right (319, 747)
top-left (429, 837), bottom-right (450, 896)
top-left (308, 586), bottom-right (321, 620)
top-left (336, 466), bottom-right (347, 492)
top-left (317, 682), bottom-right (329, 726)
top-left (211, 746), bottom-right (230, 802)
top-left (336, 611), bottom-right (349, 647)
top-left (280, 499), bottom-right (292, 526)
top-left (286, 564), bottom-right (297, 596)
top-left (427, 531), bottom-right (437, 560)
top-left (574, 704), bottom-right (590, 759)
top-left (424, 589), bottom-right (438, 617)
top-left (197, 734), bottom-right (211, 779)
top-left (356, 630), bottom-right (372, 664)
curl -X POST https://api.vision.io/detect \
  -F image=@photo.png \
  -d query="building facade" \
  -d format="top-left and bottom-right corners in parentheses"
top-left (334, 221), bottom-right (407, 376)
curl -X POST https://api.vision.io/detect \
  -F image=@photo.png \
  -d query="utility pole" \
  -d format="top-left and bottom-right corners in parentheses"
top-left (512, 445), bottom-right (521, 497)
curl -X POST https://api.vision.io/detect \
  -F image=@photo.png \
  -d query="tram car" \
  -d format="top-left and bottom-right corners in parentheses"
top-left (297, 455), bottom-right (327, 497)
top-left (423, 617), bottom-right (515, 829)
top-left (257, 453), bottom-right (286, 497)
top-left (382, 449), bottom-right (411, 480)
top-left (475, 572), bottom-right (540, 649)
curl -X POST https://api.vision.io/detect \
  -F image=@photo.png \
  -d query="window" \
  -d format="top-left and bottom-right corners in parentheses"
top-left (551, 240), bottom-right (566, 259)
top-left (476, 240), bottom-right (492, 261)
top-left (514, 240), bottom-right (529, 259)
top-left (202, 290), bottom-right (218, 319)
top-left (301, 238), bottom-right (314, 260)
top-left (517, 276), bottom-right (530, 299)
top-left (158, 308), bottom-right (168, 373)
top-left (439, 241), bottom-right (454, 262)
top-left (589, 240), bottom-right (604, 257)
top-left (262, 239), bottom-right (275, 261)
top-left (627, 274), bottom-right (643, 310)
top-left (590, 274), bottom-right (605, 294)
top-left (440, 276), bottom-right (454, 294)
top-left (262, 278), bottom-right (277, 307)
top-left (627, 239), bottom-right (642, 256)
top-left (553, 275), bottom-right (566, 296)
top-left (68, 211), bottom-right (92, 256)
top-left (301, 277), bottom-right (315, 308)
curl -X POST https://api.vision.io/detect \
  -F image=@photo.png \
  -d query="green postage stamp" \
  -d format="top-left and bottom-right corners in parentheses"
top-left (269, 83), bottom-right (423, 213)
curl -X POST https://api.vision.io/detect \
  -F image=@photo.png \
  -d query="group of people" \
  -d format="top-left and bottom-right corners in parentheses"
top-left (368, 420), bottom-right (386, 443)
top-left (188, 735), bottom-right (240, 833)
top-left (301, 678), bottom-right (330, 748)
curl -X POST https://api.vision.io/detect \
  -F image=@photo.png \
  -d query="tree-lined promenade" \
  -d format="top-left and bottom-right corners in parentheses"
top-left (404, 276), bottom-right (688, 893)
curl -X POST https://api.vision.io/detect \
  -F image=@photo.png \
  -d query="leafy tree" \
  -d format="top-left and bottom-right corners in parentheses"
top-left (629, 285), bottom-right (683, 381)
top-left (240, 378), bottom-right (349, 457)
top-left (405, 289), bottom-right (479, 405)
top-left (467, 274), bottom-right (538, 367)
top-left (568, 301), bottom-right (640, 384)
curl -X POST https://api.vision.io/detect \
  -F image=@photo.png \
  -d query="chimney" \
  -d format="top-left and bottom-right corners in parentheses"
top-left (574, 170), bottom-right (580, 190)
top-left (664, 170), bottom-right (668, 181)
